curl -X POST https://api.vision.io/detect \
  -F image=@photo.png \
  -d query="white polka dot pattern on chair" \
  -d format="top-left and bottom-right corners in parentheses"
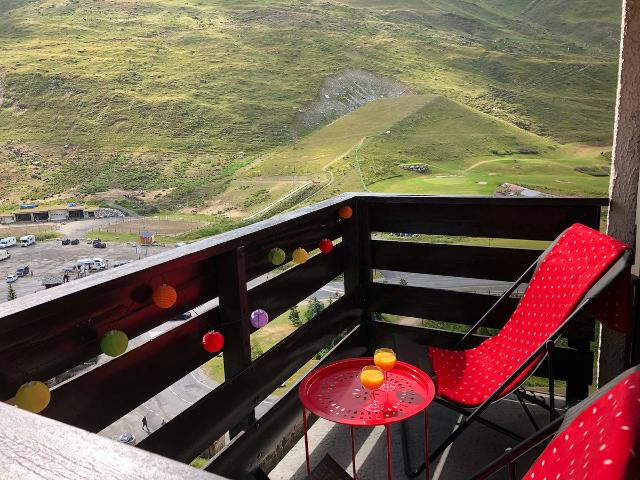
top-left (524, 369), bottom-right (640, 480)
top-left (427, 224), bottom-right (629, 407)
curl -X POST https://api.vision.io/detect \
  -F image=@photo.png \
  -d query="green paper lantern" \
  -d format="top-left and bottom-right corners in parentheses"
top-left (100, 330), bottom-right (129, 357)
top-left (267, 248), bottom-right (286, 266)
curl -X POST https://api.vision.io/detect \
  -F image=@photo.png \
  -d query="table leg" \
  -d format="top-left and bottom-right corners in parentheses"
top-left (424, 408), bottom-right (429, 480)
top-left (350, 426), bottom-right (357, 479)
top-left (302, 407), bottom-right (310, 476)
top-left (386, 425), bottom-right (392, 480)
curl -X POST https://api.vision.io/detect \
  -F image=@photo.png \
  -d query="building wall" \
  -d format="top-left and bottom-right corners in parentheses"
top-left (600, 0), bottom-right (640, 386)
top-left (48, 211), bottom-right (69, 221)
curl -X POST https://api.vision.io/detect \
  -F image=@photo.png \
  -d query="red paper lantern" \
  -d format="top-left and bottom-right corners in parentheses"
top-left (338, 205), bottom-right (353, 220)
top-left (202, 330), bottom-right (224, 353)
top-left (318, 238), bottom-right (333, 253)
top-left (152, 284), bottom-right (177, 309)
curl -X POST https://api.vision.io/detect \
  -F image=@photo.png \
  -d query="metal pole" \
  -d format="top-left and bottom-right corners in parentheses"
top-left (424, 408), bottom-right (429, 480)
top-left (386, 425), bottom-right (392, 480)
top-left (302, 407), bottom-right (310, 476)
top-left (350, 425), bottom-right (357, 479)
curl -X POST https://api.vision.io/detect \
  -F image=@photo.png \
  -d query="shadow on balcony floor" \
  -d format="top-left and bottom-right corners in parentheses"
top-left (270, 394), bottom-right (558, 479)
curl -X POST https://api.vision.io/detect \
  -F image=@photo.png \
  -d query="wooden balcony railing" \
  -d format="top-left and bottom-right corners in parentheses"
top-left (0, 193), bottom-right (609, 479)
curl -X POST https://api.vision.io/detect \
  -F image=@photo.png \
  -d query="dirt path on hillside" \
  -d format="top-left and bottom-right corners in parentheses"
top-left (464, 157), bottom-right (568, 172)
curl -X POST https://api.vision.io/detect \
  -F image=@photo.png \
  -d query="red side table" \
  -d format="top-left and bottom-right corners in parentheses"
top-left (299, 358), bottom-right (435, 479)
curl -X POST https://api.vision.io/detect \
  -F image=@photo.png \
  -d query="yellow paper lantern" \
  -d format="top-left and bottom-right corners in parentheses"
top-left (152, 284), bottom-right (177, 309)
top-left (15, 381), bottom-right (51, 414)
top-left (292, 247), bottom-right (309, 265)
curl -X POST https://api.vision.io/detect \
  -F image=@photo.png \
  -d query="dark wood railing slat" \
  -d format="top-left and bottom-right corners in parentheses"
top-left (372, 241), bottom-right (542, 281)
top-left (368, 283), bottom-right (518, 329)
top-left (138, 290), bottom-right (363, 463)
top-left (218, 247), bottom-right (255, 436)
top-left (367, 199), bottom-right (602, 240)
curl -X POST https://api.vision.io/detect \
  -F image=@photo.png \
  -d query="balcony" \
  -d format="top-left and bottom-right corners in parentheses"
top-left (0, 193), bottom-right (633, 480)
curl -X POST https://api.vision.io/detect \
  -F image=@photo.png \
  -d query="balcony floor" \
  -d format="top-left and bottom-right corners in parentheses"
top-left (270, 393), bottom-right (559, 480)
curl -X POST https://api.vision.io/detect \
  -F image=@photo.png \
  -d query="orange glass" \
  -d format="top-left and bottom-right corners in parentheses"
top-left (360, 365), bottom-right (384, 390)
top-left (360, 365), bottom-right (384, 412)
top-left (375, 348), bottom-right (397, 391)
top-left (374, 348), bottom-right (396, 372)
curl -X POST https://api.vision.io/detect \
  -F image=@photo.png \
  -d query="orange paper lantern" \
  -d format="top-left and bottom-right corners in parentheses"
top-left (338, 205), bottom-right (353, 220)
top-left (152, 284), bottom-right (177, 309)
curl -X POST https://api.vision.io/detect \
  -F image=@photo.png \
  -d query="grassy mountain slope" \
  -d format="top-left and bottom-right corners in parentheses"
top-left (0, 0), bottom-right (621, 211)
top-left (245, 94), bottom-right (609, 212)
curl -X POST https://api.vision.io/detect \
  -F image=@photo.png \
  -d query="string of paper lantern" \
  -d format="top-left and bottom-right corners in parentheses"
top-left (16, 205), bottom-right (353, 414)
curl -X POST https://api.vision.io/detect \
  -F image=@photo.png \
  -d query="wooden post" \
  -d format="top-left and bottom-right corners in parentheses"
top-left (342, 197), bottom-right (373, 343)
top-left (600, 0), bottom-right (640, 386)
top-left (217, 246), bottom-right (254, 436)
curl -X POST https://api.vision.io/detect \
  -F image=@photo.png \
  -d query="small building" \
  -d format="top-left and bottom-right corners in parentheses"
top-left (139, 231), bottom-right (155, 245)
top-left (0, 214), bottom-right (15, 224)
top-left (48, 209), bottom-right (69, 222)
top-left (14, 212), bottom-right (33, 222)
top-left (12, 205), bottom-right (91, 223)
top-left (41, 272), bottom-right (65, 289)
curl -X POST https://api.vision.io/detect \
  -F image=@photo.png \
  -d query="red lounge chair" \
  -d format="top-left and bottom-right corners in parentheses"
top-left (470, 365), bottom-right (640, 480)
top-left (408, 224), bottom-right (632, 476)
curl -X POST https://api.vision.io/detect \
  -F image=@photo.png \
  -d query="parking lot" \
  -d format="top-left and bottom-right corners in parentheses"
top-left (1, 240), bottom-right (171, 303)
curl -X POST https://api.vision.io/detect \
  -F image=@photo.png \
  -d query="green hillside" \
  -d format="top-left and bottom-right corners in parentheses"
top-left (259, 95), bottom-right (610, 203)
top-left (0, 0), bottom-right (621, 213)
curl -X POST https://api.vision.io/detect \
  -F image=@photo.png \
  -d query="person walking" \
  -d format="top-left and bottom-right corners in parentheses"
top-left (142, 416), bottom-right (149, 433)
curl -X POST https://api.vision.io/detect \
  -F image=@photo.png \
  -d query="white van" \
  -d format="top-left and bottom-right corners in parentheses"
top-left (20, 235), bottom-right (35, 247)
top-left (0, 237), bottom-right (16, 248)
top-left (91, 258), bottom-right (107, 271)
top-left (0, 249), bottom-right (9, 261)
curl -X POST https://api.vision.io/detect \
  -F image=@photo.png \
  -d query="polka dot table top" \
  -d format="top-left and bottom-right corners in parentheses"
top-left (428, 224), bottom-right (630, 407)
top-left (524, 368), bottom-right (640, 480)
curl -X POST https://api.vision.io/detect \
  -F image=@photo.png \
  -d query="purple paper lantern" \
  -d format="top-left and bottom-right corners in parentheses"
top-left (250, 309), bottom-right (269, 329)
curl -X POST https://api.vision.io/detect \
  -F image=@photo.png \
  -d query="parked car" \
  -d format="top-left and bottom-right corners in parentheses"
top-left (70, 239), bottom-right (80, 245)
top-left (5, 274), bottom-right (18, 283)
top-left (0, 250), bottom-right (9, 262)
top-left (15, 265), bottom-right (29, 277)
top-left (91, 258), bottom-right (107, 271)
top-left (117, 432), bottom-right (135, 445)
top-left (94, 242), bottom-right (106, 249)
top-left (61, 239), bottom-right (70, 246)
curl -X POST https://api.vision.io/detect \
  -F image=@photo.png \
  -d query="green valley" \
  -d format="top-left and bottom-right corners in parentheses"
top-left (0, 0), bottom-right (621, 224)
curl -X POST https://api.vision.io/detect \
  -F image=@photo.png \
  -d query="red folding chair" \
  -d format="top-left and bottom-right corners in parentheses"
top-left (406, 224), bottom-right (632, 477)
top-left (470, 365), bottom-right (640, 480)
